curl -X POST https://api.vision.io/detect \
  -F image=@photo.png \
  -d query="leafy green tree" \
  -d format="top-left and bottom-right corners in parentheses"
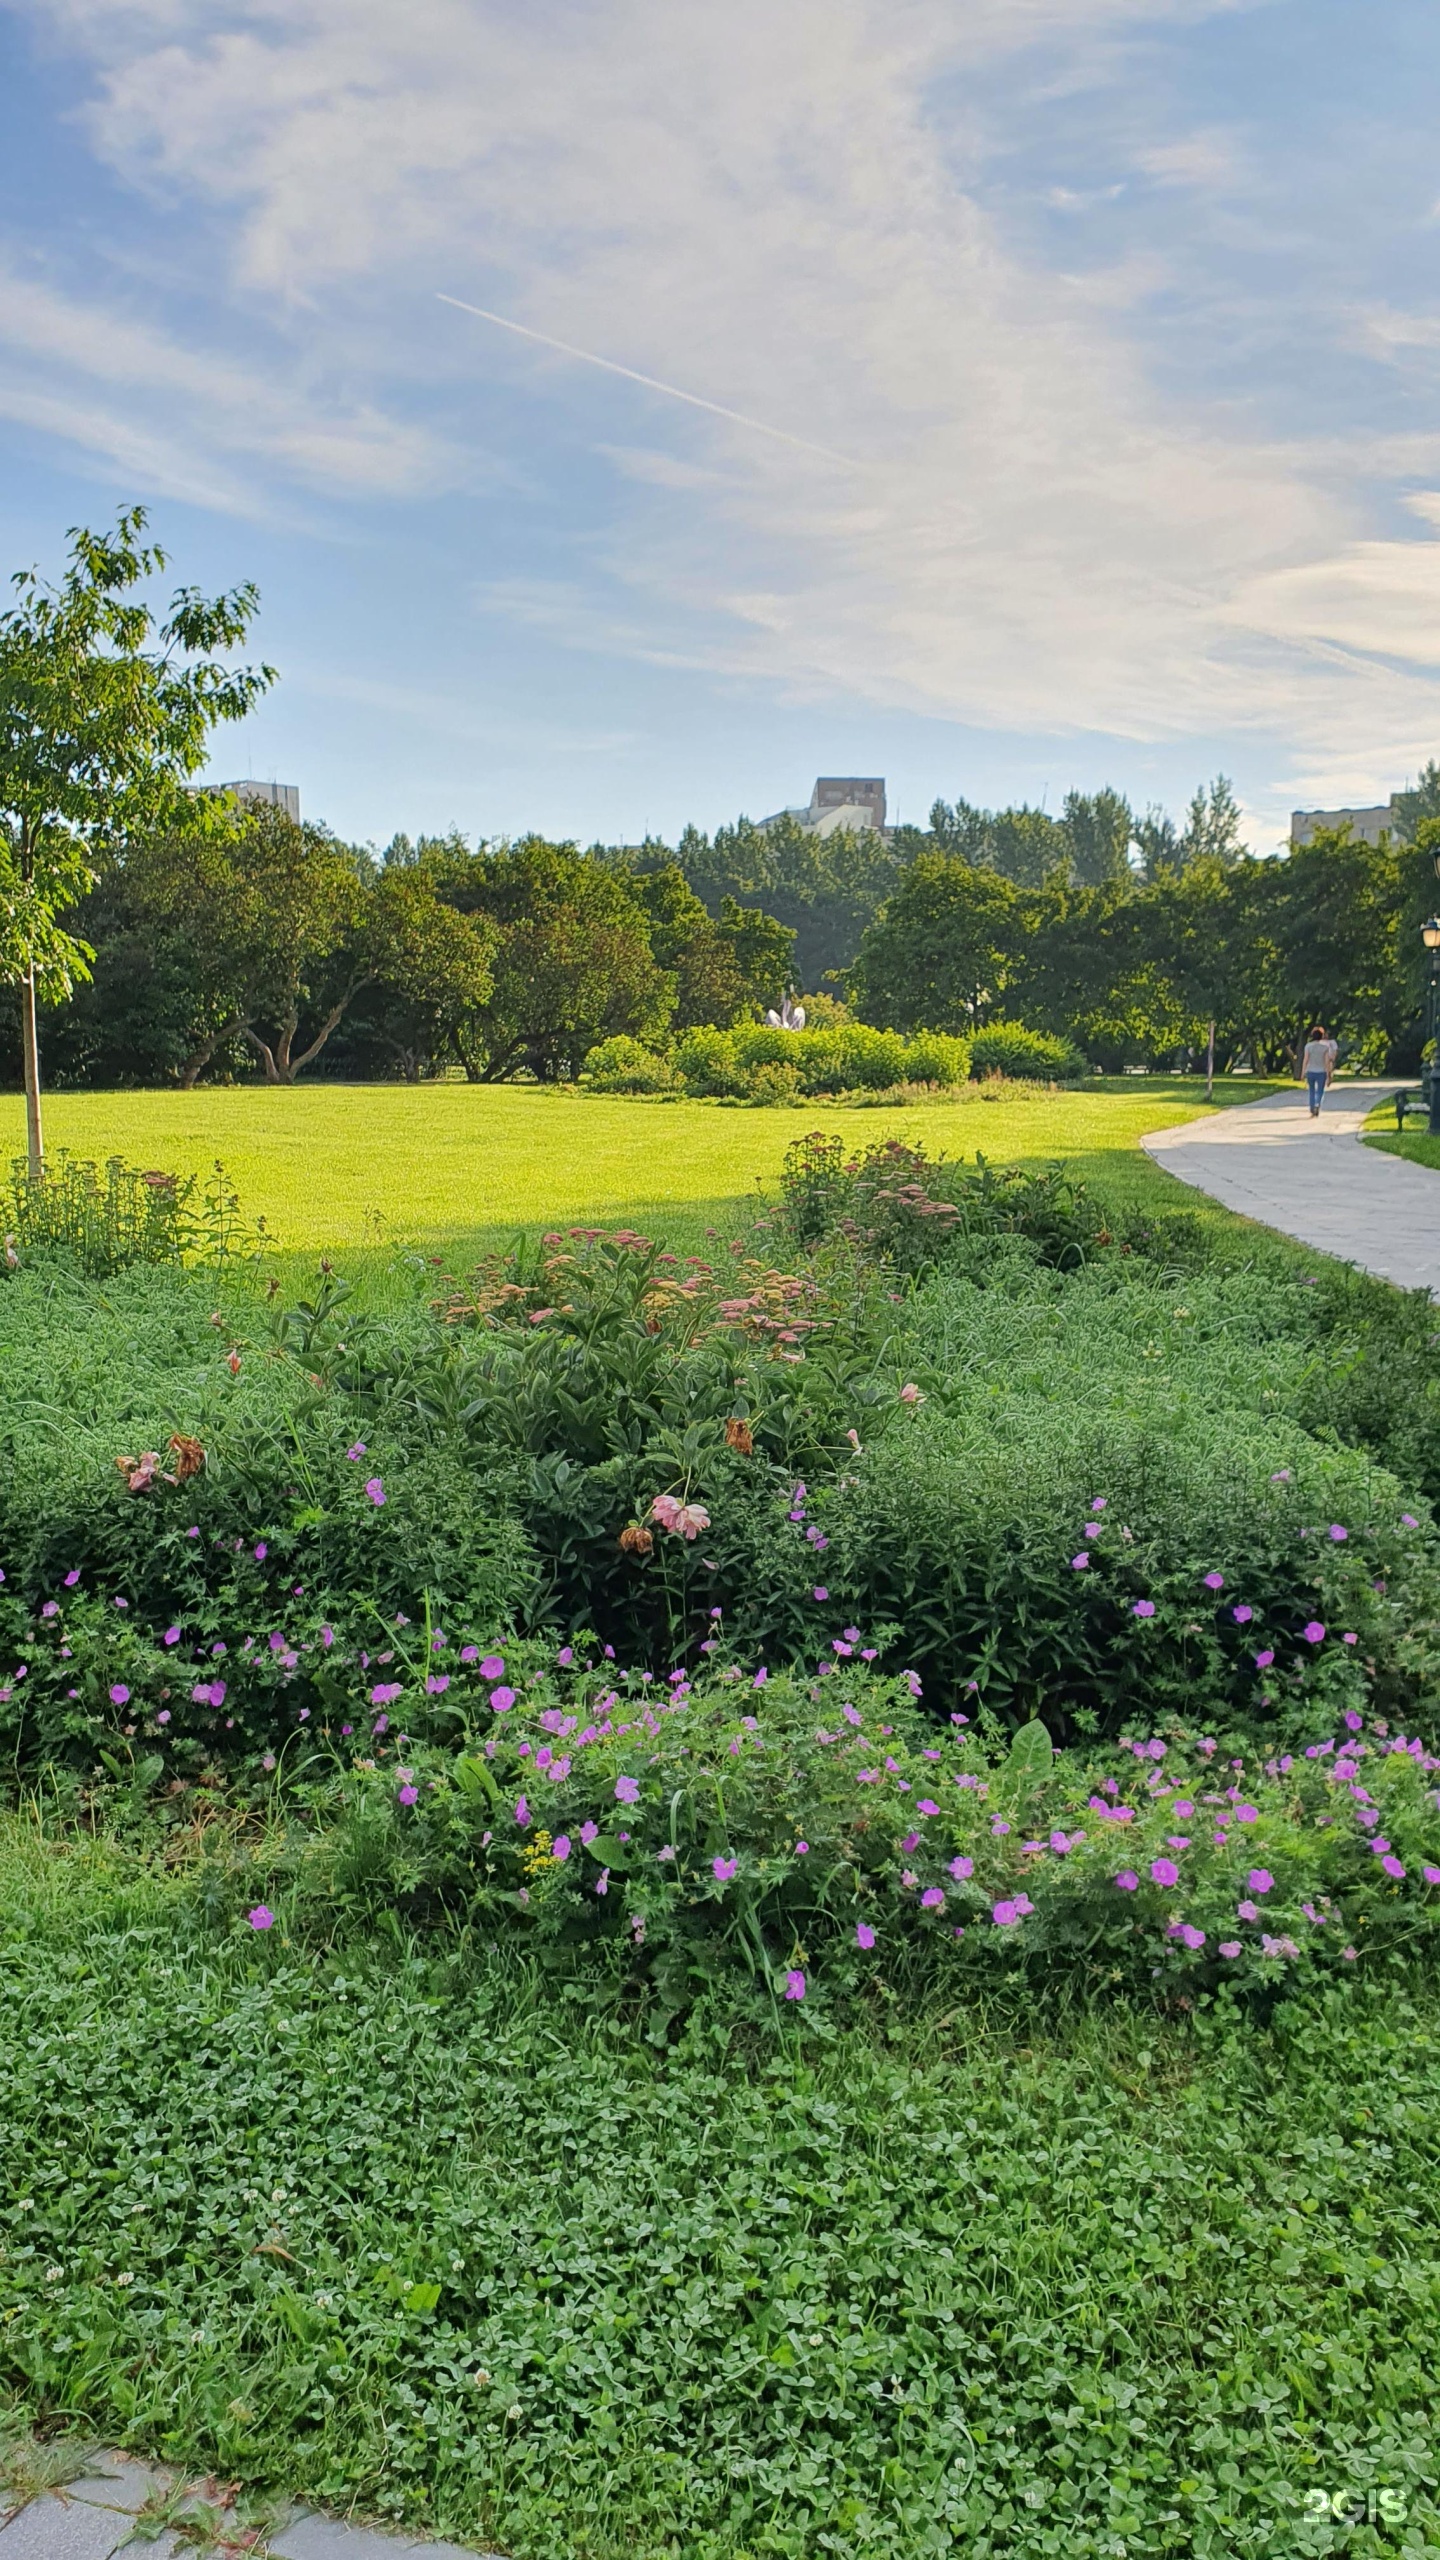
top-left (1179, 774), bottom-right (1247, 869)
top-left (714, 895), bottom-right (795, 1016)
top-left (1268, 828), bottom-right (1403, 1064)
top-left (111, 807), bottom-right (494, 1086)
top-left (628, 865), bottom-right (793, 1026)
top-left (1133, 804), bottom-right (1182, 880)
top-left (848, 855), bottom-right (1022, 1031)
top-left (0, 507), bottom-right (272, 1168)
top-left (928, 797), bottom-right (1067, 887)
top-left (1388, 763), bottom-right (1440, 842)
top-left (351, 861), bottom-right (497, 1080)
top-left (674, 812), bottom-right (898, 983)
top-left (435, 838), bottom-right (675, 1081)
top-left (1061, 788), bottom-right (1134, 888)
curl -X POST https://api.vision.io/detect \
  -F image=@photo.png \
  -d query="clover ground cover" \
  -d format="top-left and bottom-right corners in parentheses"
top-left (2, 1827), bottom-right (1438, 2560)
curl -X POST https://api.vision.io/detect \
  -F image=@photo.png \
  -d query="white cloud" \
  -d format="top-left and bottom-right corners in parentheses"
top-left (1137, 127), bottom-right (1245, 188)
top-left (7, 0), bottom-right (1440, 813)
top-left (0, 257), bottom-right (457, 507)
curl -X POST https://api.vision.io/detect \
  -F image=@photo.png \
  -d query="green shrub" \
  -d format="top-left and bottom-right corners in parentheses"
top-left (674, 1024), bottom-right (746, 1095)
top-left (743, 1058), bottom-right (803, 1104)
top-left (257, 1661), bottom-right (1440, 2010)
top-left (581, 1034), bottom-right (679, 1093)
top-left (901, 1029), bottom-right (970, 1085)
top-left (1, 1152), bottom-right (257, 1278)
top-left (10, 1202), bottom-right (1440, 1770)
top-left (970, 1022), bottom-right (1088, 1081)
top-left (668, 1025), bottom-right (970, 1099)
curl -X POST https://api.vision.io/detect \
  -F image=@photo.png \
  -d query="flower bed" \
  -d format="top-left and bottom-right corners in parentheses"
top-left (191, 1644), bottom-right (1440, 2007)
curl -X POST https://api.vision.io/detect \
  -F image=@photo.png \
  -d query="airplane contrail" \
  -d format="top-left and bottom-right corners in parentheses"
top-left (437, 292), bottom-right (859, 469)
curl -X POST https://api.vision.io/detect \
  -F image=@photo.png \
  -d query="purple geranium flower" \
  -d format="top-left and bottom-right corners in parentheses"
top-left (247, 1906), bottom-right (274, 1930)
top-left (855, 1921), bottom-right (876, 1950)
top-left (1150, 1858), bottom-right (1179, 1887)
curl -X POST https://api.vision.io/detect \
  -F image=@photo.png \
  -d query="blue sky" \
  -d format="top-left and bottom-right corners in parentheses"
top-left (2, 0), bottom-right (1438, 853)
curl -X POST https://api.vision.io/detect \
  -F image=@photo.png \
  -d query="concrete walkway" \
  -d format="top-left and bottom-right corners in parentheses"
top-left (0, 2452), bottom-right (501, 2560)
top-left (1142, 1081), bottom-right (1440, 1294)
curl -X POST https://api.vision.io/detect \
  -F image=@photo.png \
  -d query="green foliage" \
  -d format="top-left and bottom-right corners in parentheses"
top-left (969, 1021), bottom-right (1089, 1080)
top-left (850, 823), bottom-right (1421, 1073)
top-left (581, 1035), bottom-right (681, 1094)
top-left (278, 1664), bottom-right (1440, 2001)
top-left (0, 1151), bottom-right (258, 1278)
top-left (670, 1022), bottom-right (968, 1099)
top-left (0, 508), bottom-right (272, 1008)
top-left (8, 1179), bottom-right (1440, 1760)
top-left (3, 1826), bottom-right (1440, 2556)
top-left (671, 809), bottom-right (901, 985)
top-left (848, 853), bottom-right (1022, 1032)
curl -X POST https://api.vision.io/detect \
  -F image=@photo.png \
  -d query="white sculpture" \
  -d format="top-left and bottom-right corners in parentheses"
top-left (764, 994), bottom-right (807, 1031)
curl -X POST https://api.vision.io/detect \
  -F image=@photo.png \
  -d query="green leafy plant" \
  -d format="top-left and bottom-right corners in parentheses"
top-left (969, 1021), bottom-right (1089, 1080)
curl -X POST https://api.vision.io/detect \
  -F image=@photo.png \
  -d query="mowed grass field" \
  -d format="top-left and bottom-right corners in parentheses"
top-left (1, 1075), bottom-right (1282, 1266)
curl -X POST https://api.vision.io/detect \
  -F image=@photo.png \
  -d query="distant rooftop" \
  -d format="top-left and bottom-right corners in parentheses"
top-left (217, 779), bottom-right (301, 822)
top-left (1290, 798), bottom-right (1394, 848)
top-left (761, 775), bottom-right (887, 838)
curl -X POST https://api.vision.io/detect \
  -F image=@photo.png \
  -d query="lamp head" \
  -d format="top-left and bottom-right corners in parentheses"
top-left (1423, 917), bottom-right (1440, 950)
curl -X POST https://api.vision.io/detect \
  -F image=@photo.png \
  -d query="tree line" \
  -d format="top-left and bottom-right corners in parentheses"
top-left (6, 509), bottom-right (1439, 1120)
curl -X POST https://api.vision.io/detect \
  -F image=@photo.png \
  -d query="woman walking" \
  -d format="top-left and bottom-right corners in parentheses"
top-left (1300, 1023), bottom-right (1337, 1117)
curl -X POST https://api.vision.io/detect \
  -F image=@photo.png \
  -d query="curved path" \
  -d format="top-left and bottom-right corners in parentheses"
top-left (1142, 1081), bottom-right (1440, 1294)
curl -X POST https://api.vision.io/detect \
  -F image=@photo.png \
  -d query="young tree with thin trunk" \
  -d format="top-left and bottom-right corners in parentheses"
top-left (0, 508), bottom-right (273, 1172)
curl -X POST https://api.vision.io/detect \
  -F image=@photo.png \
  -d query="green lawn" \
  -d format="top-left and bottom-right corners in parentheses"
top-left (2, 1077), bottom-right (1280, 1264)
top-left (1363, 1097), bottom-right (1440, 1173)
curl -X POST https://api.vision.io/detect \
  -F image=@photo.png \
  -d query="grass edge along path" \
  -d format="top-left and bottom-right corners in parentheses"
top-left (1363, 1100), bottom-right (1440, 1176)
top-left (2, 1820), bottom-right (1438, 2560)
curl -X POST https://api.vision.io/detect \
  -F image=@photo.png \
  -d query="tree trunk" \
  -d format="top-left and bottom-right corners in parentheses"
top-left (243, 1028), bottom-right (283, 1083)
top-left (20, 966), bottom-right (43, 1179)
top-left (180, 1016), bottom-right (249, 1090)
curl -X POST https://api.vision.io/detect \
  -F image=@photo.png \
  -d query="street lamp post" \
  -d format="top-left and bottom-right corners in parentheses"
top-left (1423, 916), bottom-right (1440, 1135)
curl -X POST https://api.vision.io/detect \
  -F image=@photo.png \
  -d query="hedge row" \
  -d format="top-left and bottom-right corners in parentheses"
top-left (583, 1021), bottom-right (1087, 1097)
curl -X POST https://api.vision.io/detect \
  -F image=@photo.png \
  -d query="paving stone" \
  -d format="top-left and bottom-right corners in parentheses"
top-left (1144, 1081), bottom-right (1440, 1295)
top-left (270, 2512), bottom-right (503, 2560)
top-left (65, 2459), bottom-right (175, 2517)
top-left (0, 2493), bottom-right (136, 2560)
